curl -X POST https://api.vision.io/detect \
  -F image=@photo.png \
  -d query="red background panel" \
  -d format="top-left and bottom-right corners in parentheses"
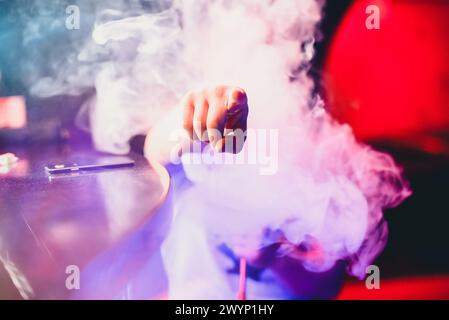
top-left (324, 0), bottom-right (449, 141)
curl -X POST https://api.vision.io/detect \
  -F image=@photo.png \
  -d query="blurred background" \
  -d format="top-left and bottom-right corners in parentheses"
top-left (1, 0), bottom-right (449, 299)
top-left (317, 0), bottom-right (449, 299)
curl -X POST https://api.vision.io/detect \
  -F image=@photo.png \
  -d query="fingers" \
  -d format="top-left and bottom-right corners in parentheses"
top-left (181, 86), bottom-right (249, 153)
top-left (207, 87), bottom-right (228, 150)
top-left (181, 91), bottom-right (195, 140)
top-left (192, 94), bottom-right (209, 141)
top-left (220, 114), bottom-right (248, 153)
top-left (220, 87), bottom-right (249, 153)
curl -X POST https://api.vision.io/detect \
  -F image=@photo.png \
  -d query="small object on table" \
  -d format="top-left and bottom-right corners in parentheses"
top-left (45, 156), bottom-right (135, 175)
top-left (0, 153), bottom-right (19, 174)
top-left (0, 153), bottom-right (18, 167)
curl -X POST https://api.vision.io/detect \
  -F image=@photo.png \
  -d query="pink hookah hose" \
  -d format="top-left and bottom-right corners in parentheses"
top-left (237, 258), bottom-right (247, 300)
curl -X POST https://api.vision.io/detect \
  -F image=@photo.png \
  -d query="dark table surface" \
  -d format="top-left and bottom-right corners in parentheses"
top-left (0, 144), bottom-right (171, 299)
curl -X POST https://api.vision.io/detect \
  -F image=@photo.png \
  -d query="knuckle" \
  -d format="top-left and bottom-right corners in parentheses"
top-left (183, 119), bottom-right (193, 132)
top-left (182, 90), bottom-right (195, 104)
top-left (195, 96), bottom-right (208, 111)
top-left (206, 118), bottom-right (220, 129)
top-left (213, 86), bottom-right (226, 98)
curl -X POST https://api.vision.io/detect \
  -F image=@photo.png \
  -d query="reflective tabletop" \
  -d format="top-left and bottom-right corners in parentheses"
top-left (0, 145), bottom-right (171, 299)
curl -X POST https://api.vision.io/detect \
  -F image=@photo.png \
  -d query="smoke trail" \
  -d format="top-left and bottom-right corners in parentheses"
top-left (16, 0), bottom-right (410, 288)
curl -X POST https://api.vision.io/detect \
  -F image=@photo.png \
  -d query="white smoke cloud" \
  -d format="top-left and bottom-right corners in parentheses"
top-left (18, 0), bottom-right (410, 286)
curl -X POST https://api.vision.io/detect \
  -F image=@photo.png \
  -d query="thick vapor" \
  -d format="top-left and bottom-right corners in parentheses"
top-left (17, 0), bottom-right (410, 296)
